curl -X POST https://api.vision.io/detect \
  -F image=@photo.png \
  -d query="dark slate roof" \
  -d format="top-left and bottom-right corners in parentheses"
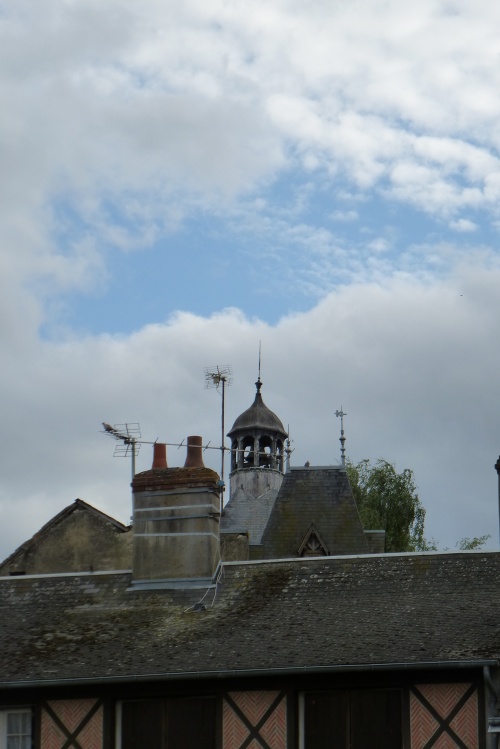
top-left (1, 551), bottom-right (500, 687)
top-left (259, 467), bottom-right (369, 558)
top-left (228, 382), bottom-right (287, 437)
top-left (221, 479), bottom-right (281, 543)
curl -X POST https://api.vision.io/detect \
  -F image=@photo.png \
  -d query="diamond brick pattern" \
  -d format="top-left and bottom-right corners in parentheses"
top-left (223, 691), bottom-right (287, 749)
top-left (410, 684), bottom-right (478, 749)
top-left (418, 684), bottom-right (470, 719)
top-left (40, 712), bottom-right (64, 749)
top-left (410, 692), bottom-right (440, 749)
top-left (232, 691), bottom-right (279, 726)
top-left (223, 700), bottom-right (250, 749)
top-left (259, 697), bottom-right (286, 749)
top-left (433, 734), bottom-right (460, 749)
top-left (450, 691), bottom-right (478, 749)
top-left (41, 699), bottom-right (103, 749)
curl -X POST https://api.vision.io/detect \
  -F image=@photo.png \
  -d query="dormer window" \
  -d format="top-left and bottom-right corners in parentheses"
top-left (298, 523), bottom-right (329, 557)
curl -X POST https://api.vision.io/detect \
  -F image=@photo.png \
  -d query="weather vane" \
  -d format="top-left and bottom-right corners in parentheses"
top-left (335, 408), bottom-right (347, 466)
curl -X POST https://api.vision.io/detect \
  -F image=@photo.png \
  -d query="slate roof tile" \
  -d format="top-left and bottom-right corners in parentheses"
top-left (1, 551), bottom-right (500, 686)
top-left (260, 467), bottom-right (369, 557)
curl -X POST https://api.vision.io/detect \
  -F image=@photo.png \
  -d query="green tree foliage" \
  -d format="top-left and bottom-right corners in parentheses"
top-left (455, 535), bottom-right (491, 551)
top-left (346, 459), bottom-right (426, 552)
top-left (347, 459), bottom-right (491, 553)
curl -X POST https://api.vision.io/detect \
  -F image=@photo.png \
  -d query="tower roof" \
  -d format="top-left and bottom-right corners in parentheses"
top-left (228, 380), bottom-right (287, 438)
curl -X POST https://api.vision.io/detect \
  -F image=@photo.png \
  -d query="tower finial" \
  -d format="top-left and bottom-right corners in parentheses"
top-left (256, 341), bottom-right (262, 392)
top-left (335, 407), bottom-right (347, 466)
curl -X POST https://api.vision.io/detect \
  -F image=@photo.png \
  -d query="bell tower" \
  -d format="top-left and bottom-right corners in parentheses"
top-left (221, 379), bottom-right (288, 552)
top-left (228, 378), bottom-right (287, 476)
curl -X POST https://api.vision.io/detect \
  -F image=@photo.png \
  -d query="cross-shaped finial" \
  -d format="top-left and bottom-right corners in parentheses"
top-left (335, 407), bottom-right (347, 466)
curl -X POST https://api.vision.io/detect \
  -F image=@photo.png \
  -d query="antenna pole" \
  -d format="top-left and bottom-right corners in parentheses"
top-left (495, 456), bottom-right (500, 548)
top-left (204, 366), bottom-right (233, 511)
top-left (221, 377), bottom-right (226, 484)
top-left (131, 437), bottom-right (136, 481)
top-left (335, 408), bottom-right (347, 466)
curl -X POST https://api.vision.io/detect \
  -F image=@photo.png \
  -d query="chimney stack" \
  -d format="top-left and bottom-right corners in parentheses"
top-left (131, 436), bottom-right (220, 589)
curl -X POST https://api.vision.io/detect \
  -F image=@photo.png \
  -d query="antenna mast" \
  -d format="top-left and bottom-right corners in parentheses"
top-left (495, 456), bottom-right (500, 548)
top-left (204, 365), bottom-right (233, 491)
top-left (335, 408), bottom-right (347, 466)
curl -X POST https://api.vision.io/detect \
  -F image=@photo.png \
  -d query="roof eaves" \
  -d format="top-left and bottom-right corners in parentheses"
top-left (0, 569), bottom-right (131, 581)
top-left (1, 659), bottom-right (496, 690)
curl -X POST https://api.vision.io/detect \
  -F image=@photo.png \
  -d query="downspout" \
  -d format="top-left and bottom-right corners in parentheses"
top-left (484, 665), bottom-right (499, 749)
top-left (495, 457), bottom-right (500, 548)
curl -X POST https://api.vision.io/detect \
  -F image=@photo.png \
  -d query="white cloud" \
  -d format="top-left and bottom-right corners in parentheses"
top-left (1, 261), bottom-right (500, 558)
top-left (1, 0), bottom-right (500, 562)
top-left (1, 0), bottom-right (500, 266)
top-left (368, 238), bottom-right (391, 253)
top-left (449, 218), bottom-right (478, 232)
top-left (331, 210), bottom-right (359, 223)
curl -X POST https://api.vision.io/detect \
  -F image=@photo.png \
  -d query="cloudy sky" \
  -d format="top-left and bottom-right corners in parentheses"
top-left (1, 0), bottom-right (500, 559)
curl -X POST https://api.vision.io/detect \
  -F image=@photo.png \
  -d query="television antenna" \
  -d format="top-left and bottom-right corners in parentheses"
top-left (204, 365), bottom-right (232, 489)
top-left (335, 408), bottom-right (347, 466)
top-left (101, 422), bottom-right (141, 479)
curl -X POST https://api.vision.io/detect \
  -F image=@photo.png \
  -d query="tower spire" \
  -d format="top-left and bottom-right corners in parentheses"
top-left (256, 341), bottom-right (262, 392)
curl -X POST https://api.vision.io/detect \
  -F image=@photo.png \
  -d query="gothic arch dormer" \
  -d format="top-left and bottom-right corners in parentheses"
top-left (298, 523), bottom-right (330, 557)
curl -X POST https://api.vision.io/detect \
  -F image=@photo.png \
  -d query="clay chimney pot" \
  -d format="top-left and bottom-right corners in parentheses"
top-left (184, 436), bottom-right (205, 468)
top-left (152, 443), bottom-right (167, 469)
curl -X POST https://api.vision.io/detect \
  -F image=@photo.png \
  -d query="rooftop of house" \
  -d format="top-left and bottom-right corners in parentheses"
top-left (0, 498), bottom-right (131, 577)
top-left (221, 465), bottom-right (373, 556)
top-left (1, 550), bottom-right (499, 688)
top-left (259, 466), bottom-right (369, 557)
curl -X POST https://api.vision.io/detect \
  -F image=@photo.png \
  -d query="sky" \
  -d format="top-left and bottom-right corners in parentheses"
top-left (1, 0), bottom-right (500, 559)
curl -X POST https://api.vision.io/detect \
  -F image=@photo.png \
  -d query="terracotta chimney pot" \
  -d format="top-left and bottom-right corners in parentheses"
top-left (184, 436), bottom-right (205, 468)
top-left (152, 443), bottom-right (167, 469)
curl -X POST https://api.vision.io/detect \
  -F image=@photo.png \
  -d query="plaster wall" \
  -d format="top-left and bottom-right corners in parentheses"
top-left (132, 488), bottom-right (220, 582)
top-left (0, 507), bottom-right (132, 575)
top-left (229, 467), bottom-right (284, 501)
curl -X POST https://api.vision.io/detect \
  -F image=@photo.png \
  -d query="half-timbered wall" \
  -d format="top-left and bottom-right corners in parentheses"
top-left (33, 679), bottom-right (481, 749)
top-left (410, 684), bottom-right (479, 749)
top-left (222, 691), bottom-right (287, 749)
top-left (40, 699), bottom-right (103, 749)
